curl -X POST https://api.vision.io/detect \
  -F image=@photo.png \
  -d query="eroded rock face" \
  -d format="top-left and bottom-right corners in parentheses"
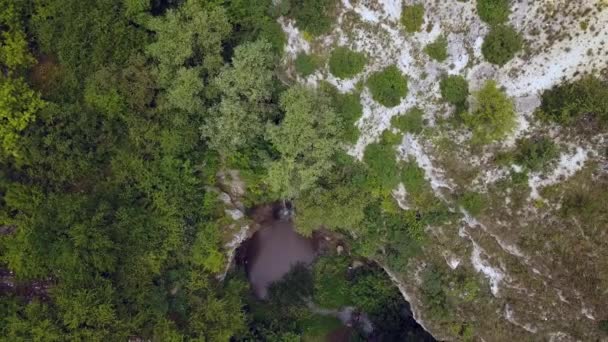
top-left (280, 0), bottom-right (608, 340)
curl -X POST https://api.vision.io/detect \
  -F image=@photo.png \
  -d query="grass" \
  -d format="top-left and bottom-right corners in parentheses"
top-left (425, 36), bottom-right (448, 62)
top-left (367, 65), bottom-right (408, 107)
top-left (328, 47), bottom-right (366, 79)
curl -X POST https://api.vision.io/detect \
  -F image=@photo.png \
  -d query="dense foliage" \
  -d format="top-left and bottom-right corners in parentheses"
top-left (0, 0), bottom-right (282, 339)
top-left (328, 47), bottom-right (367, 79)
top-left (482, 25), bottom-right (523, 66)
top-left (367, 65), bottom-right (409, 107)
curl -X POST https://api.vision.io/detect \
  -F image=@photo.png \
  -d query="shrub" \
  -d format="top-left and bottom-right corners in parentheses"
top-left (391, 107), bottom-right (424, 134)
top-left (401, 4), bottom-right (425, 33)
top-left (328, 47), bottom-right (366, 79)
top-left (286, 0), bottom-right (337, 36)
top-left (319, 82), bottom-right (363, 143)
top-left (294, 52), bottom-right (319, 77)
top-left (424, 36), bottom-right (448, 62)
top-left (539, 75), bottom-right (608, 126)
top-left (440, 75), bottom-right (469, 105)
top-left (476, 0), bottom-right (511, 25)
top-left (482, 25), bottom-right (522, 66)
top-left (458, 191), bottom-right (485, 216)
top-left (513, 136), bottom-right (559, 171)
top-left (464, 80), bottom-right (516, 144)
top-left (367, 65), bottom-right (408, 107)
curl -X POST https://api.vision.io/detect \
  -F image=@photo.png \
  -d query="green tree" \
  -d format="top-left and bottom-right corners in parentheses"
top-left (464, 80), bottom-right (516, 144)
top-left (0, 77), bottom-right (45, 158)
top-left (267, 86), bottom-right (342, 198)
top-left (202, 39), bottom-right (278, 155)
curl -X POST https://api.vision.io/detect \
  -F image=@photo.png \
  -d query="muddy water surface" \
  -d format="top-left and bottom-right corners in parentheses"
top-left (245, 219), bottom-right (316, 298)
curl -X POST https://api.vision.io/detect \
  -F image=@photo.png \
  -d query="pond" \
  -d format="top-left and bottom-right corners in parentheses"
top-left (244, 217), bottom-right (317, 298)
top-left (236, 203), bottom-right (436, 341)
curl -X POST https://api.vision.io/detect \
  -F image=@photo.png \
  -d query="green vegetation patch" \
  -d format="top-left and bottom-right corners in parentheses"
top-left (476, 0), bottom-right (511, 25)
top-left (320, 83), bottom-right (363, 143)
top-left (295, 52), bottom-right (321, 77)
top-left (312, 255), bottom-right (353, 309)
top-left (463, 80), bottom-right (516, 144)
top-left (538, 75), bottom-right (608, 127)
top-left (391, 107), bottom-right (424, 134)
top-left (300, 315), bottom-right (344, 342)
top-left (363, 136), bottom-right (401, 193)
top-left (367, 65), bottom-right (408, 107)
top-left (457, 191), bottom-right (486, 216)
top-left (513, 136), bottom-right (559, 172)
top-left (440, 75), bottom-right (469, 105)
top-left (482, 25), bottom-right (523, 66)
top-left (401, 4), bottom-right (425, 33)
top-left (424, 36), bottom-right (448, 62)
top-left (328, 47), bottom-right (367, 79)
top-left (285, 0), bottom-right (338, 36)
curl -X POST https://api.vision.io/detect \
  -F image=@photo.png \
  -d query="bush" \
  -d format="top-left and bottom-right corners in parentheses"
top-left (464, 80), bottom-right (516, 144)
top-left (440, 75), bottom-right (469, 105)
top-left (482, 25), bottom-right (522, 66)
top-left (424, 36), bottom-right (448, 62)
top-left (294, 52), bottom-right (320, 77)
top-left (476, 0), bottom-right (511, 25)
top-left (328, 47), bottom-right (366, 79)
top-left (539, 75), bottom-right (608, 126)
top-left (367, 65), bottom-right (408, 107)
top-left (286, 0), bottom-right (337, 36)
top-left (458, 191), bottom-right (485, 216)
top-left (391, 107), bottom-right (424, 134)
top-left (513, 136), bottom-right (559, 171)
top-left (401, 4), bottom-right (425, 33)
